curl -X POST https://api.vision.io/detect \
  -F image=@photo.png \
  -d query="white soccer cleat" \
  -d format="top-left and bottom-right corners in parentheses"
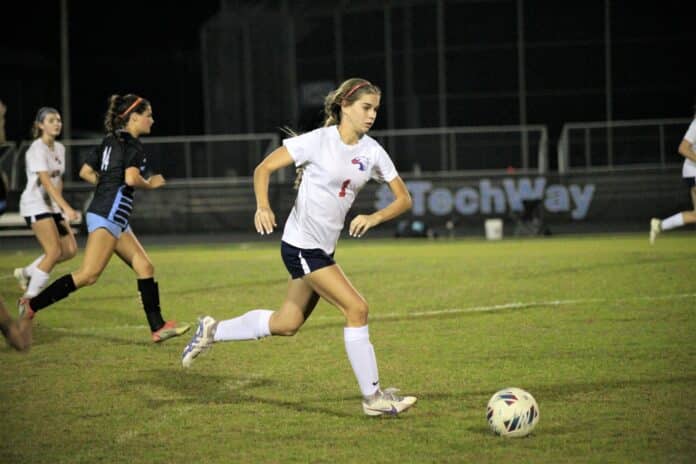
top-left (362, 388), bottom-right (417, 417)
top-left (13, 268), bottom-right (29, 292)
top-left (649, 218), bottom-right (661, 245)
top-left (181, 316), bottom-right (217, 368)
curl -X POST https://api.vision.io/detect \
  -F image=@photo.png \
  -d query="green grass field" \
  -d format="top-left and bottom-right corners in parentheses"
top-left (1, 233), bottom-right (694, 463)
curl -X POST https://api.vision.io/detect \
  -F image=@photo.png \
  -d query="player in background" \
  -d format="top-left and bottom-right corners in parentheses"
top-left (18, 94), bottom-right (189, 343)
top-left (650, 108), bottom-right (696, 243)
top-left (182, 78), bottom-right (417, 416)
top-left (14, 107), bottom-right (79, 298)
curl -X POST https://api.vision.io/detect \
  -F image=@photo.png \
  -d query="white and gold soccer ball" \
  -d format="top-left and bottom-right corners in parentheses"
top-left (486, 387), bottom-right (539, 437)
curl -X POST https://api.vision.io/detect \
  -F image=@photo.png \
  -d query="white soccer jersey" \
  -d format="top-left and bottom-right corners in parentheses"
top-left (19, 138), bottom-right (66, 217)
top-left (682, 119), bottom-right (696, 177)
top-left (282, 126), bottom-right (398, 254)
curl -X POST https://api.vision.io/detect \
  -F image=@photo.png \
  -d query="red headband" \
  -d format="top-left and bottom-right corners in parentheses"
top-left (344, 82), bottom-right (370, 99)
top-left (119, 97), bottom-right (143, 119)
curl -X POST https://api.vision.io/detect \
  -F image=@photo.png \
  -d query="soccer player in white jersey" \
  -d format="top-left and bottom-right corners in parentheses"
top-left (650, 109), bottom-right (696, 244)
top-left (14, 107), bottom-right (79, 298)
top-left (182, 78), bottom-right (417, 416)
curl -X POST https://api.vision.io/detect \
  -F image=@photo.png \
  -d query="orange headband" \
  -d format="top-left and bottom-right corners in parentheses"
top-left (344, 82), bottom-right (369, 99)
top-left (119, 97), bottom-right (143, 119)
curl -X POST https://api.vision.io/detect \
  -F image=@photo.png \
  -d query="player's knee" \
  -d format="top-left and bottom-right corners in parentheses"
top-left (270, 313), bottom-right (302, 337)
top-left (346, 300), bottom-right (369, 325)
top-left (45, 247), bottom-right (62, 264)
top-left (275, 325), bottom-right (300, 337)
top-left (83, 274), bottom-right (100, 286)
top-left (75, 271), bottom-right (100, 287)
top-left (273, 318), bottom-right (302, 336)
top-left (62, 243), bottom-right (77, 261)
top-left (134, 258), bottom-right (154, 277)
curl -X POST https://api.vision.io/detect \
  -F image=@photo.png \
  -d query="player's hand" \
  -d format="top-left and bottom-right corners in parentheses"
top-left (148, 174), bottom-right (166, 189)
top-left (64, 206), bottom-right (80, 222)
top-left (349, 213), bottom-right (380, 238)
top-left (255, 207), bottom-right (277, 235)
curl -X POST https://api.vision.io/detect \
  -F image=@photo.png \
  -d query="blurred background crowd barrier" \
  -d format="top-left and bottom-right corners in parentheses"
top-left (1, 117), bottom-right (690, 237)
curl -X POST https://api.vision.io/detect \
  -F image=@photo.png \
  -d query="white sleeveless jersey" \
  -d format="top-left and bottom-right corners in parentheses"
top-left (19, 138), bottom-right (66, 217)
top-left (682, 119), bottom-right (696, 177)
top-left (282, 126), bottom-right (398, 254)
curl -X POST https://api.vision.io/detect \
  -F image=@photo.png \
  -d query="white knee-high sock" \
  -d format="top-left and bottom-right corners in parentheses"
top-left (213, 309), bottom-right (273, 341)
top-left (24, 255), bottom-right (45, 277)
top-left (661, 213), bottom-right (685, 231)
top-left (25, 268), bottom-right (50, 298)
top-left (344, 325), bottom-right (380, 398)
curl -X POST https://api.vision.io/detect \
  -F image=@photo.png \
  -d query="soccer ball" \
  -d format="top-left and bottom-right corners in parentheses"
top-left (486, 387), bottom-right (539, 437)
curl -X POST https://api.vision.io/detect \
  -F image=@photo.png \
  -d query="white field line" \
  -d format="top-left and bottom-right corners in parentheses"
top-left (39, 292), bottom-right (696, 334)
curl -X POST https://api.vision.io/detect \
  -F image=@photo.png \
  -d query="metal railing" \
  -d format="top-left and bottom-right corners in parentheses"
top-left (2, 126), bottom-right (549, 193)
top-left (557, 118), bottom-right (691, 173)
top-left (370, 125), bottom-right (549, 175)
top-left (10, 133), bottom-right (282, 187)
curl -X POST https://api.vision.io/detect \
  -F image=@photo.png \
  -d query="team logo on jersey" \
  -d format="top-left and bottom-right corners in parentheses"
top-left (351, 156), bottom-right (368, 171)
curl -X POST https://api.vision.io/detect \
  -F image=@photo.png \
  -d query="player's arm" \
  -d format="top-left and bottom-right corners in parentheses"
top-left (678, 139), bottom-right (696, 163)
top-left (349, 176), bottom-right (412, 238)
top-left (37, 171), bottom-right (78, 220)
top-left (124, 166), bottom-right (165, 190)
top-left (79, 163), bottom-right (99, 185)
top-left (253, 146), bottom-right (294, 234)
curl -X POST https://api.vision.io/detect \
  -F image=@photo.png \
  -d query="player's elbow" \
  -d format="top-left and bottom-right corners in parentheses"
top-left (253, 163), bottom-right (271, 181)
top-left (678, 140), bottom-right (692, 158)
top-left (79, 165), bottom-right (95, 182)
top-left (399, 192), bottom-right (412, 212)
top-left (124, 172), bottom-right (138, 187)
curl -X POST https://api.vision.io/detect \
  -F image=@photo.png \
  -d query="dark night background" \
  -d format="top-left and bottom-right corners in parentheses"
top-left (1, 1), bottom-right (220, 139)
top-left (1, 0), bottom-right (694, 145)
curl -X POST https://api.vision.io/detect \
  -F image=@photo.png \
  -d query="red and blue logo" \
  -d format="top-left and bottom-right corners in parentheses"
top-left (351, 156), bottom-right (368, 171)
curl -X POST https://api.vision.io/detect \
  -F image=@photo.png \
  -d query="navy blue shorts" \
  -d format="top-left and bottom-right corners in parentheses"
top-left (281, 241), bottom-right (335, 280)
top-left (683, 177), bottom-right (696, 188)
top-left (24, 212), bottom-right (70, 236)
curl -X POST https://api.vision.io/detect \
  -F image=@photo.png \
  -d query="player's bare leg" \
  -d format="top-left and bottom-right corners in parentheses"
top-left (304, 264), bottom-right (417, 416)
top-left (182, 278), bottom-right (319, 367)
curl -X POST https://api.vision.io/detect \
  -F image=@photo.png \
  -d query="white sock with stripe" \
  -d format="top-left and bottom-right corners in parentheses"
top-left (344, 325), bottom-right (380, 398)
top-left (213, 309), bottom-right (273, 341)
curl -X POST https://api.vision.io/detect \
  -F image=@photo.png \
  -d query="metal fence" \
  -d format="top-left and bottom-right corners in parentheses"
top-left (557, 118), bottom-right (691, 173)
top-left (1, 125), bottom-right (549, 194)
top-left (367, 124), bottom-right (549, 175)
top-left (3, 133), bottom-right (282, 190)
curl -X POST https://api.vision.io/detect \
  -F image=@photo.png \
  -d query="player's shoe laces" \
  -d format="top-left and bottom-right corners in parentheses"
top-left (17, 298), bottom-right (35, 320)
top-left (649, 218), bottom-right (661, 245)
top-left (14, 268), bottom-right (29, 292)
top-left (151, 320), bottom-right (190, 343)
top-left (362, 388), bottom-right (417, 417)
top-left (181, 316), bottom-right (217, 368)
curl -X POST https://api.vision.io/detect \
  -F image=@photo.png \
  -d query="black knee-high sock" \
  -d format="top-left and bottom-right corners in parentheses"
top-left (30, 274), bottom-right (77, 312)
top-left (138, 278), bottom-right (165, 332)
